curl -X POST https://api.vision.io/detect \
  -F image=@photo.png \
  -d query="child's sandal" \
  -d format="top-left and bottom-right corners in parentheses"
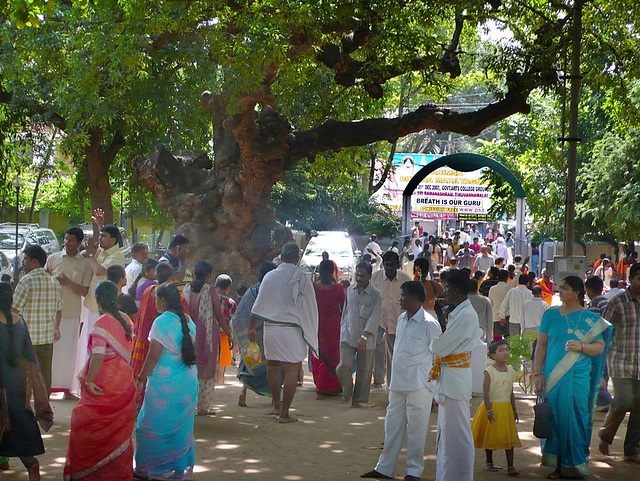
top-left (508, 466), bottom-right (520, 476)
top-left (486, 463), bottom-right (502, 472)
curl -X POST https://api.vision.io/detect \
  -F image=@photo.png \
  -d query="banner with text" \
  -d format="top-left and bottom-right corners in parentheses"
top-left (374, 153), bottom-right (493, 221)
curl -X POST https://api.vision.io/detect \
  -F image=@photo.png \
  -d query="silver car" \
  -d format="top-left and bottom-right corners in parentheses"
top-left (0, 223), bottom-right (60, 264)
top-left (299, 231), bottom-right (361, 282)
top-left (0, 251), bottom-right (11, 279)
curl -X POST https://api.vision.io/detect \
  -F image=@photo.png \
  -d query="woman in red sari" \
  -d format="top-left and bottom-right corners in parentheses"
top-left (130, 264), bottom-right (189, 408)
top-left (64, 281), bottom-right (136, 480)
top-left (311, 260), bottom-right (345, 398)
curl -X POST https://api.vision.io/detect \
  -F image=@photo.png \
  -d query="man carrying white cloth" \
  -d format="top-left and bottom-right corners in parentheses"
top-left (249, 242), bottom-right (318, 423)
top-left (362, 281), bottom-right (441, 481)
top-left (430, 268), bottom-right (479, 481)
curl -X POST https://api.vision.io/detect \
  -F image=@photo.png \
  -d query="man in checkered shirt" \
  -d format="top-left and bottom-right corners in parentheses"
top-left (12, 245), bottom-right (62, 394)
top-left (598, 262), bottom-right (640, 462)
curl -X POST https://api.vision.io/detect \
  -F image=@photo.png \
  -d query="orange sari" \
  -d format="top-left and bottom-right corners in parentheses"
top-left (538, 278), bottom-right (553, 306)
top-left (131, 284), bottom-right (189, 378)
top-left (64, 314), bottom-right (136, 480)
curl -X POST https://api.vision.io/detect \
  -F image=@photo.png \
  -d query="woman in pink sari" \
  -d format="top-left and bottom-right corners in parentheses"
top-left (311, 260), bottom-right (345, 397)
top-left (64, 281), bottom-right (136, 480)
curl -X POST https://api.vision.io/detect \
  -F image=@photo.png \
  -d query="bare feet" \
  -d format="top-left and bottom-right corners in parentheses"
top-left (266, 407), bottom-right (280, 416)
top-left (598, 439), bottom-right (611, 456)
top-left (238, 392), bottom-right (247, 407)
top-left (352, 402), bottom-right (361, 408)
top-left (546, 470), bottom-right (561, 479)
top-left (508, 466), bottom-right (520, 476)
top-left (341, 397), bottom-right (350, 405)
top-left (196, 410), bottom-right (216, 416)
top-left (0, 462), bottom-right (9, 470)
top-left (279, 415), bottom-right (299, 423)
top-left (624, 455), bottom-right (640, 464)
top-left (26, 459), bottom-right (40, 481)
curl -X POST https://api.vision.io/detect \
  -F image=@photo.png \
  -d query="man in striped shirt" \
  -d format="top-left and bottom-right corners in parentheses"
top-left (12, 245), bottom-right (62, 394)
top-left (598, 263), bottom-right (640, 461)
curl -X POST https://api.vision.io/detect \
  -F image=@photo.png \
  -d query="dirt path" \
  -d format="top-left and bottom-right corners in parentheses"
top-left (2, 366), bottom-right (638, 480)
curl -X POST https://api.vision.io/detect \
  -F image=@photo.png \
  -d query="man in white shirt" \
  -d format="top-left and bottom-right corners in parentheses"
top-left (499, 274), bottom-right (533, 337)
top-left (488, 269), bottom-right (515, 338)
top-left (493, 236), bottom-right (509, 260)
top-left (45, 227), bottom-right (93, 397)
top-left (605, 279), bottom-right (626, 300)
top-left (430, 268), bottom-right (478, 481)
top-left (370, 252), bottom-right (412, 389)
top-left (361, 281), bottom-right (441, 481)
top-left (336, 262), bottom-right (382, 408)
top-left (521, 286), bottom-right (549, 334)
top-left (124, 242), bottom-right (148, 293)
top-left (473, 245), bottom-right (495, 274)
top-left (365, 234), bottom-right (384, 272)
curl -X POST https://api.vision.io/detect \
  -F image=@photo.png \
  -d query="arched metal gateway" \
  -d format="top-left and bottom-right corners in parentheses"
top-left (401, 153), bottom-right (528, 255)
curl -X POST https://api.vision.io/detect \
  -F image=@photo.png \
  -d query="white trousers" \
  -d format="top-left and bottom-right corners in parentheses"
top-left (70, 308), bottom-right (99, 397)
top-left (51, 316), bottom-right (80, 391)
top-left (435, 396), bottom-right (474, 481)
top-left (375, 386), bottom-right (433, 478)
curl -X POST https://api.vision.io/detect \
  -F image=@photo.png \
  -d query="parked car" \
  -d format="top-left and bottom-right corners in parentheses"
top-left (0, 251), bottom-right (12, 280)
top-left (299, 231), bottom-right (361, 282)
top-left (79, 223), bottom-right (132, 260)
top-left (0, 223), bottom-right (61, 264)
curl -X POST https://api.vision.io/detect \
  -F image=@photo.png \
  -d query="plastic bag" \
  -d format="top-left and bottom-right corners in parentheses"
top-left (245, 342), bottom-right (262, 365)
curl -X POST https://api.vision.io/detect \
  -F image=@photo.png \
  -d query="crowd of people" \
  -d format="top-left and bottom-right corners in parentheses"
top-left (1, 214), bottom-right (639, 480)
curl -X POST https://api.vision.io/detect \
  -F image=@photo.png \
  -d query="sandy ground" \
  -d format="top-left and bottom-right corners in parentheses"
top-left (1, 365), bottom-right (639, 481)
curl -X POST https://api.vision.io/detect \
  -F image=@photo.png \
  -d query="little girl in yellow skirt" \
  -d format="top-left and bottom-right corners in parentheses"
top-left (471, 336), bottom-right (521, 476)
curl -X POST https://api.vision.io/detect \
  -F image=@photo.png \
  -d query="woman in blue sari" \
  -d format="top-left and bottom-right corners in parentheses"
top-left (135, 282), bottom-right (198, 480)
top-left (533, 276), bottom-right (611, 479)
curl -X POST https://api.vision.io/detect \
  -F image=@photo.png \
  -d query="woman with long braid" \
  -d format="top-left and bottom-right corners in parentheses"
top-left (135, 282), bottom-right (198, 480)
top-left (64, 281), bottom-right (136, 480)
top-left (0, 283), bottom-right (53, 481)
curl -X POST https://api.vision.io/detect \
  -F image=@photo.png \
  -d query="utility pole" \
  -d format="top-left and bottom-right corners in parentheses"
top-left (563, 0), bottom-right (582, 256)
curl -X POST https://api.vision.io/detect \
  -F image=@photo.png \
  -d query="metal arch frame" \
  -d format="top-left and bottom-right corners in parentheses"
top-left (401, 153), bottom-right (528, 255)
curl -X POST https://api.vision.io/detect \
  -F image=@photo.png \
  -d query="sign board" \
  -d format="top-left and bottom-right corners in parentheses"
top-left (374, 153), bottom-right (493, 221)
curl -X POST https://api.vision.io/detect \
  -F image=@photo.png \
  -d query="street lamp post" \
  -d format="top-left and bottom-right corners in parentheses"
top-left (11, 175), bottom-right (24, 280)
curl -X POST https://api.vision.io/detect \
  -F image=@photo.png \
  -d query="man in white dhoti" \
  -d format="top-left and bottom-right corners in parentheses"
top-left (71, 217), bottom-right (125, 397)
top-left (249, 243), bottom-right (318, 423)
top-left (362, 281), bottom-right (441, 481)
top-left (430, 268), bottom-right (478, 481)
top-left (45, 227), bottom-right (92, 399)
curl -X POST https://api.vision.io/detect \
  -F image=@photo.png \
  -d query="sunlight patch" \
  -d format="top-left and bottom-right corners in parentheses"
top-left (216, 443), bottom-right (240, 450)
top-left (193, 465), bottom-right (210, 473)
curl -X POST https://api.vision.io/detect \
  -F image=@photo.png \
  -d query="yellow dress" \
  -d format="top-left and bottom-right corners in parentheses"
top-left (471, 364), bottom-right (522, 450)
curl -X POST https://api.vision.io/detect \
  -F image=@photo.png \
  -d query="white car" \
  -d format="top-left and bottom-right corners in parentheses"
top-left (299, 231), bottom-right (361, 282)
top-left (0, 251), bottom-right (11, 280)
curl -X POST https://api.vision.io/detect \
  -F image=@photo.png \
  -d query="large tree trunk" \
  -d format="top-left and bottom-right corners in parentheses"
top-left (84, 128), bottom-right (125, 234)
top-left (134, 95), bottom-right (292, 284)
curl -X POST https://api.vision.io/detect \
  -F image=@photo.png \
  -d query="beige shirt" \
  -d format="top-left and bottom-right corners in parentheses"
top-left (371, 269), bottom-right (412, 334)
top-left (46, 249), bottom-right (93, 319)
top-left (488, 281), bottom-right (515, 323)
top-left (84, 245), bottom-right (125, 313)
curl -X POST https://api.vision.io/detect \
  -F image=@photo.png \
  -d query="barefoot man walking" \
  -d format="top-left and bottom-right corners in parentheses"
top-left (249, 243), bottom-right (318, 423)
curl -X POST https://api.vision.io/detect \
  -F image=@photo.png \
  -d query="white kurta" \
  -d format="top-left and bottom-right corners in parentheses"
top-left (430, 298), bottom-right (478, 481)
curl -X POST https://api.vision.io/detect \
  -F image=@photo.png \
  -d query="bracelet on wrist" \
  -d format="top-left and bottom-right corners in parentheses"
top-left (580, 342), bottom-right (584, 351)
top-left (533, 373), bottom-right (543, 378)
